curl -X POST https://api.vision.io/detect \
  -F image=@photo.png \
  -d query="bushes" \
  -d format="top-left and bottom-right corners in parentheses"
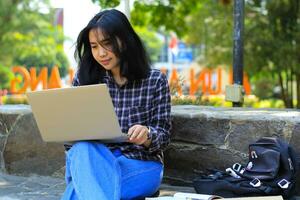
top-left (1, 93), bottom-right (286, 109)
top-left (172, 95), bottom-right (286, 108)
top-left (2, 95), bottom-right (28, 105)
top-left (0, 65), bottom-right (14, 89)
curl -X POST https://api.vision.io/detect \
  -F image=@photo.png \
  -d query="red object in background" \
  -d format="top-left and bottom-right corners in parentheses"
top-left (0, 89), bottom-right (8, 96)
top-left (169, 34), bottom-right (179, 56)
top-left (0, 89), bottom-right (8, 105)
top-left (54, 8), bottom-right (64, 27)
top-left (169, 35), bottom-right (178, 49)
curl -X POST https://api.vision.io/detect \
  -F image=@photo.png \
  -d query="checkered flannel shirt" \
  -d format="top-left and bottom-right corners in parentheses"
top-left (71, 69), bottom-right (171, 164)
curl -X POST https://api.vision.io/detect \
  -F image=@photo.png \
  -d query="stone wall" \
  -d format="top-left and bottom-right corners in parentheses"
top-left (0, 105), bottom-right (300, 192)
top-left (164, 106), bottom-right (300, 188)
top-left (0, 105), bottom-right (65, 177)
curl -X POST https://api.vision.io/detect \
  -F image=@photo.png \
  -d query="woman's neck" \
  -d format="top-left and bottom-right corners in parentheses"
top-left (111, 67), bottom-right (127, 86)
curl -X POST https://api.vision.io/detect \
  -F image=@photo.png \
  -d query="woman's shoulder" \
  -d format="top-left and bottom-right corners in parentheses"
top-left (148, 68), bottom-right (167, 81)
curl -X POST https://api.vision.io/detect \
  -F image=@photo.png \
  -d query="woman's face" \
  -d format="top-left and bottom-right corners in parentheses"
top-left (89, 28), bottom-right (120, 72)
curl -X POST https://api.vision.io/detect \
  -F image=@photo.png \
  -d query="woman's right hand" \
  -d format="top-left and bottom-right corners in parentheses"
top-left (127, 124), bottom-right (151, 147)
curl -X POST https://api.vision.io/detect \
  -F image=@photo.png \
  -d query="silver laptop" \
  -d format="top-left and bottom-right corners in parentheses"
top-left (26, 84), bottom-right (128, 142)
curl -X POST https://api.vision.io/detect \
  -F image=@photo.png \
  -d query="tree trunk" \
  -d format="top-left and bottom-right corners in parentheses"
top-left (278, 72), bottom-right (289, 108)
top-left (289, 68), bottom-right (294, 108)
top-left (284, 68), bottom-right (293, 108)
top-left (297, 73), bottom-right (300, 109)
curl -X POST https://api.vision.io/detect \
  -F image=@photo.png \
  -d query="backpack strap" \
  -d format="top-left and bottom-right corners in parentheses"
top-left (257, 185), bottom-right (274, 194)
top-left (277, 179), bottom-right (290, 189)
top-left (249, 178), bottom-right (279, 195)
top-left (200, 169), bottom-right (227, 180)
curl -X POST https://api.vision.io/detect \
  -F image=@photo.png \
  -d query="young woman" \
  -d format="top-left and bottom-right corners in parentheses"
top-left (61, 9), bottom-right (171, 200)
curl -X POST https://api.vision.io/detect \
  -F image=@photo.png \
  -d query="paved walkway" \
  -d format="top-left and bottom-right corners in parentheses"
top-left (0, 172), bottom-right (65, 200)
top-left (1, 172), bottom-right (300, 200)
top-left (0, 172), bottom-right (195, 200)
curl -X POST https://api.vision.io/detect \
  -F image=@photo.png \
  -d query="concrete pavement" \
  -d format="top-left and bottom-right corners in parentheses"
top-left (0, 172), bottom-right (195, 200)
top-left (0, 172), bottom-right (65, 200)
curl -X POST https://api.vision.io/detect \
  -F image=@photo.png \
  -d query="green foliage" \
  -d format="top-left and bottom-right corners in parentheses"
top-left (90, 0), bottom-right (164, 63)
top-left (130, 0), bottom-right (234, 67)
top-left (131, 0), bottom-right (204, 37)
top-left (92, 0), bottom-right (300, 107)
top-left (251, 75), bottom-right (278, 99)
top-left (94, 0), bottom-right (209, 37)
top-left (91, 0), bottom-right (120, 8)
top-left (127, 0), bottom-right (300, 108)
top-left (133, 26), bottom-right (163, 62)
top-left (171, 96), bottom-right (203, 106)
top-left (244, 0), bottom-right (300, 108)
top-left (0, 0), bottom-right (69, 77)
top-left (6, 26), bottom-right (69, 76)
top-left (93, 0), bottom-right (233, 66)
top-left (0, 65), bottom-right (13, 89)
top-left (172, 95), bottom-right (285, 109)
top-left (184, 2), bottom-right (233, 67)
top-left (2, 95), bottom-right (28, 105)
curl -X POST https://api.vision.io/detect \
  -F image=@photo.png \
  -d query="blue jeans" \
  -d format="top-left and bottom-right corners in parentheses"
top-left (61, 141), bottom-right (163, 200)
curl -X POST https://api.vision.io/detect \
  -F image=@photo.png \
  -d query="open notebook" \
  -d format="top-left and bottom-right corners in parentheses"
top-left (146, 192), bottom-right (283, 200)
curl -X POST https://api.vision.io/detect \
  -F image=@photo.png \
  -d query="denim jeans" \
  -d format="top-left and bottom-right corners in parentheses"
top-left (61, 141), bottom-right (163, 200)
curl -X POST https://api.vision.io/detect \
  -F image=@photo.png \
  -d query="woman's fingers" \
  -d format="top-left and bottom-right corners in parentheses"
top-left (128, 125), bottom-right (148, 145)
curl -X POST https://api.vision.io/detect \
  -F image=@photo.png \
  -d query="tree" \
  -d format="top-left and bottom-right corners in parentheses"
top-left (91, 0), bottom-right (164, 63)
top-left (6, 23), bottom-right (69, 76)
top-left (131, 0), bottom-right (206, 38)
top-left (0, 65), bottom-right (13, 89)
top-left (91, 0), bottom-right (119, 9)
top-left (93, 0), bottom-right (300, 108)
top-left (93, 0), bottom-right (232, 64)
top-left (133, 26), bottom-right (163, 62)
top-left (245, 0), bottom-right (300, 108)
top-left (0, 0), bottom-right (69, 89)
top-left (182, 1), bottom-right (233, 67)
top-left (92, 0), bottom-right (207, 37)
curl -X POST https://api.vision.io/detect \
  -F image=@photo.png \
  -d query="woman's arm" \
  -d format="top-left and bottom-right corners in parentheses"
top-left (146, 73), bottom-right (171, 152)
top-left (126, 72), bottom-right (171, 151)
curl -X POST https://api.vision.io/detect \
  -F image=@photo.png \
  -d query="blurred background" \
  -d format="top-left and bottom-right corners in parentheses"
top-left (0, 0), bottom-right (299, 109)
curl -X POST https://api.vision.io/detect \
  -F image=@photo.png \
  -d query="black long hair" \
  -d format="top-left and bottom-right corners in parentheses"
top-left (75, 9), bottom-right (151, 85)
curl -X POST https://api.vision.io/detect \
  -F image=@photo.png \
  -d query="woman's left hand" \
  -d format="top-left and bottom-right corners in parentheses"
top-left (127, 124), bottom-right (151, 146)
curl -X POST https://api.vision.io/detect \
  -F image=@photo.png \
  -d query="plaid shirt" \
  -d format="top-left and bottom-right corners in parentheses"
top-left (72, 69), bottom-right (171, 164)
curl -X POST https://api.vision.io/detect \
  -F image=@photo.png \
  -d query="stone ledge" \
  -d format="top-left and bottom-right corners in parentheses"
top-left (172, 105), bottom-right (300, 121)
top-left (0, 105), bottom-right (300, 194)
top-left (0, 105), bottom-right (65, 176)
top-left (167, 105), bottom-right (300, 195)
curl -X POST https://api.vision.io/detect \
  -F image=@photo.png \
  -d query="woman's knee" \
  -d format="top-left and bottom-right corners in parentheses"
top-left (73, 141), bottom-right (90, 148)
top-left (121, 165), bottom-right (163, 199)
top-left (70, 141), bottom-right (110, 157)
top-left (70, 141), bottom-right (91, 152)
top-left (70, 141), bottom-right (103, 155)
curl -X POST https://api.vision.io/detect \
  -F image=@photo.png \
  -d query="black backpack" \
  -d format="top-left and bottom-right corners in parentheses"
top-left (193, 137), bottom-right (299, 199)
